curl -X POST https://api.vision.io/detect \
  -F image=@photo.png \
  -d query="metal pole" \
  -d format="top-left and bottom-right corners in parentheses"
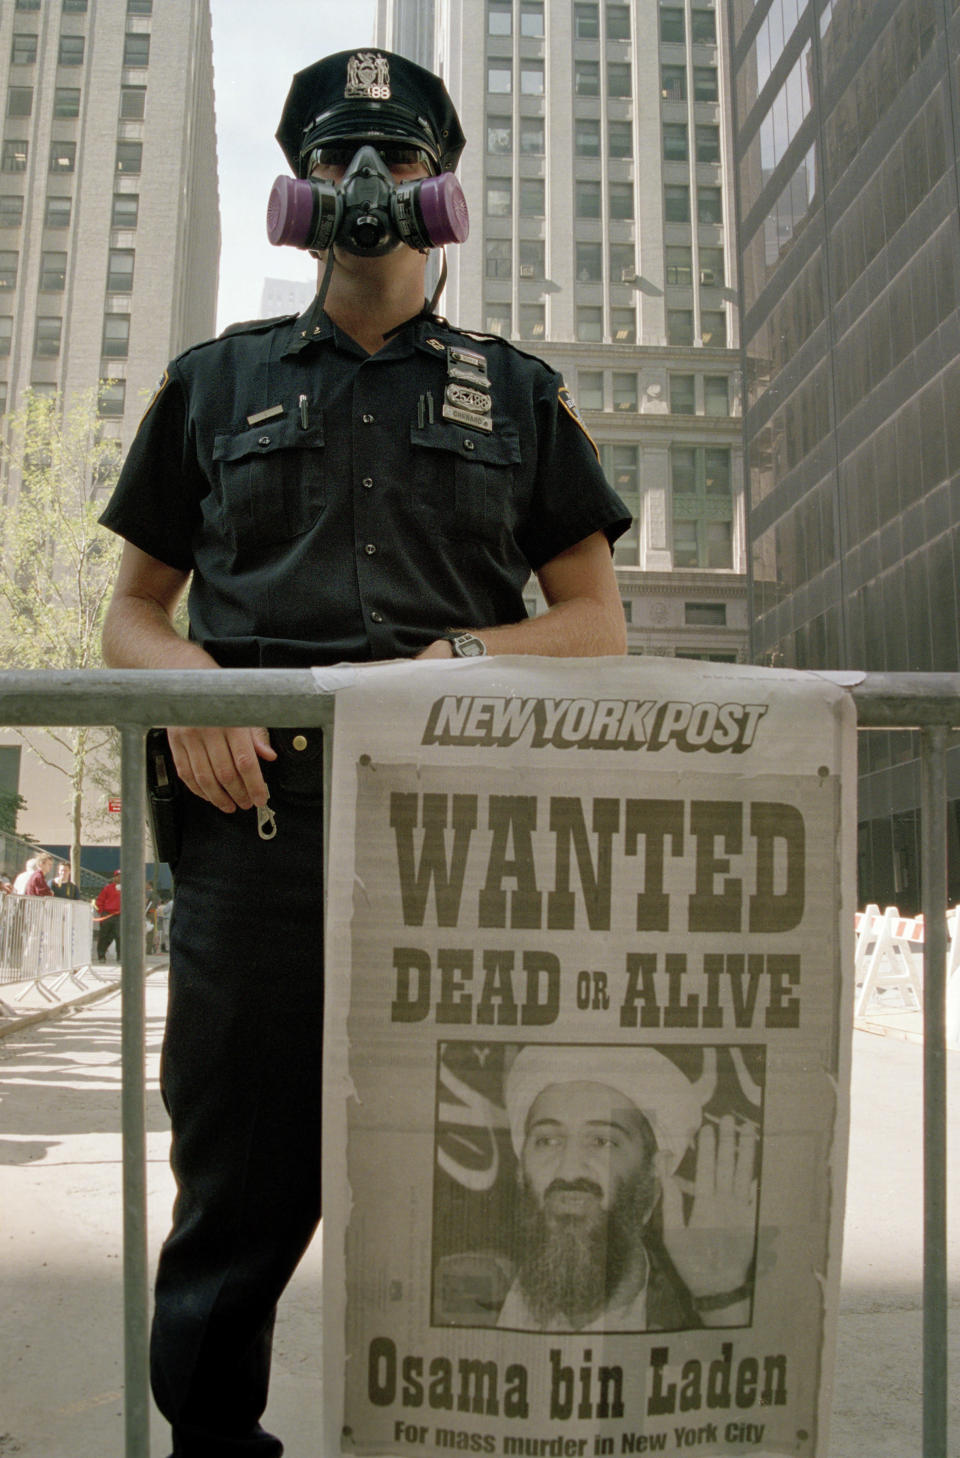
top-left (120, 726), bottom-right (151, 1458)
top-left (920, 725), bottom-right (948, 1458)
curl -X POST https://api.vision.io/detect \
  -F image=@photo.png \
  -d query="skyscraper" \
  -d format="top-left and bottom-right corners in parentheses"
top-left (727, 0), bottom-right (960, 905)
top-left (377, 0), bottom-right (748, 662)
top-left (0, 0), bottom-right (219, 447)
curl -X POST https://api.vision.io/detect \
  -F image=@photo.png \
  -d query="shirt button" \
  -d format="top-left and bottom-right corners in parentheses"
top-left (292, 734), bottom-right (308, 752)
top-left (371, 611), bottom-right (383, 623)
top-left (362, 477), bottom-right (374, 488)
top-left (258, 435), bottom-right (271, 446)
top-left (364, 543), bottom-right (377, 555)
top-left (362, 412), bottom-right (374, 423)
top-left (463, 438), bottom-right (475, 451)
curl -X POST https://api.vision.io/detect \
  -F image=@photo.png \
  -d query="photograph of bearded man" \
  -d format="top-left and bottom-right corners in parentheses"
top-left (495, 1045), bottom-right (759, 1333)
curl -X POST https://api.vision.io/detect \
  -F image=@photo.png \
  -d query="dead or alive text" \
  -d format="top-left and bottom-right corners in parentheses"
top-left (390, 948), bottom-right (800, 1029)
top-left (421, 696), bottom-right (768, 753)
top-left (367, 1339), bottom-right (787, 1422)
top-left (390, 794), bottom-right (805, 934)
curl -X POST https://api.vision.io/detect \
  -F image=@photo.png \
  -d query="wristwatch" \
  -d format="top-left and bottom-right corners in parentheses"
top-left (443, 630), bottom-right (488, 658)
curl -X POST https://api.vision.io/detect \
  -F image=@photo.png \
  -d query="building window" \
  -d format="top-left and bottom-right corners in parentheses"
top-left (11, 34), bottom-right (39, 65)
top-left (0, 196), bottom-right (24, 227)
top-left (0, 382), bottom-right (6, 415)
top-left (663, 123), bottom-right (688, 162)
top-left (58, 35), bottom-right (85, 66)
top-left (0, 317), bottom-right (12, 355)
top-left (488, 0), bottom-right (512, 35)
top-left (700, 309), bottom-right (726, 346)
top-left (123, 33), bottom-right (150, 67)
top-left (63, 0), bottom-right (89, 10)
top-left (107, 248), bottom-right (134, 291)
top-left (520, 62), bottom-right (544, 95)
top-left (668, 308), bottom-right (694, 344)
top-left (665, 244), bottom-right (693, 284)
top-left (670, 374), bottom-right (696, 413)
top-left (50, 142), bottom-right (76, 173)
top-left (520, 2), bottom-right (545, 37)
top-left (660, 6), bottom-right (685, 42)
top-left (488, 63), bottom-right (512, 94)
top-left (607, 63), bottom-right (632, 97)
top-left (35, 315), bottom-right (62, 357)
top-left (39, 250), bottom-right (67, 290)
top-left (485, 238), bottom-right (511, 279)
top-left (697, 185), bottom-right (723, 224)
top-left (102, 314), bottom-right (130, 357)
top-left (578, 370), bottom-right (603, 409)
top-left (606, 4), bottom-right (630, 40)
top-left (671, 445), bottom-right (733, 568)
top-left (0, 250), bottom-right (18, 290)
top-left (486, 180), bottom-right (511, 216)
top-left (112, 192), bottom-right (139, 228)
top-left (575, 119), bottom-right (600, 157)
top-left (520, 119), bottom-right (544, 154)
top-left (610, 242), bottom-right (635, 283)
top-left (519, 239), bottom-right (544, 277)
top-left (704, 375), bottom-right (729, 415)
top-left (608, 120), bottom-right (632, 158)
top-left (519, 303), bottom-right (545, 339)
top-left (53, 87), bottom-right (81, 117)
top-left (120, 86), bottom-right (146, 119)
top-left (664, 184), bottom-right (690, 223)
top-left (16, 0), bottom-right (41, 9)
top-left (487, 117), bottom-right (511, 154)
top-left (7, 87), bottom-right (33, 118)
top-left (602, 443), bottom-right (639, 508)
top-left (127, 0), bottom-right (153, 11)
top-left (691, 9), bottom-right (717, 43)
top-left (575, 60), bottom-right (600, 97)
top-left (693, 66), bottom-right (718, 101)
top-left (45, 195), bottom-right (72, 227)
top-left (661, 64), bottom-right (686, 101)
top-left (611, 306), bottom-right (635, 342)
top-left (576, 242), bottom-right (602, 282)
top-left (115, 141), bottom-right (142, 174)
top-left (99, 378), bottom-right (126, 416)
top-left (2, 141), bottom-right (29, 173)
top-left (695, 124), bottom-right (720, 163)
top-left (609, 181), bottom-right (634, 219)
top-left (699, 246), bottom-right (724, 285)
top-left (576, 305), bottom-right (603, 341)
top-left (574, 2), bottom-right (600, 39)
top-left (519, 178), bottom-right (544, 215)
top-left (575, 180), bottom-right (600, 219)
top-left (484, 306), bottom-right (512, 336)
top-left (685, 602), bottom-right (726, 626)
top-left (613, 371), bottom-right (637, 411)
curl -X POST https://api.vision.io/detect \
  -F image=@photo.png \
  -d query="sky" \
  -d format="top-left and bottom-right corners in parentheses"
top-left (209, 0), bottom-right (377, 332)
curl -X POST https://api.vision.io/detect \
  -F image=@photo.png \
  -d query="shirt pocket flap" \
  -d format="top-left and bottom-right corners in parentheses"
top-left (410, 421), bottom-right (521, 465)
top-left (213, 414), bottom-right (325, 463)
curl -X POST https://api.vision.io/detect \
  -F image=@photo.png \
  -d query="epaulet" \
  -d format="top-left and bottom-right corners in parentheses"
top-left (451, 325), bottom-right (557, 370)
top-left (218, 313), bottom-right (297, 339)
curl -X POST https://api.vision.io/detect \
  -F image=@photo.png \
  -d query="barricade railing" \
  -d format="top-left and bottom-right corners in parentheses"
top-left (0, 666), bottom-right (956, 1458)
top-left (0, 893), bottom-right (95, 1008)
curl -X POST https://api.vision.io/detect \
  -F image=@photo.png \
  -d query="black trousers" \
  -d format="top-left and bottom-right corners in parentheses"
top-left (151, 765), bottom-right (325, 1457)
top-left (97, 912), bottom-right (121, 960)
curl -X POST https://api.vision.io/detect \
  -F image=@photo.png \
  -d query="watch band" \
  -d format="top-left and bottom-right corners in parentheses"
top-left (443, 630), bottom-right (488, 658)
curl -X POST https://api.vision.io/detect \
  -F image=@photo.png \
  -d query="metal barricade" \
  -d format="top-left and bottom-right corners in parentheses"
top-left (0, 894), bottom-right (95, 1003)
top-left (0, 667), bottom-right (956, 1458)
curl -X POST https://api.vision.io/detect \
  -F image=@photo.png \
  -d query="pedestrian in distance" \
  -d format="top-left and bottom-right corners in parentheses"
top-left (99, 46), bottom-right (631, 1458)
top-left (22, 853), bottom-right (54, 897)
top-left (93, 870), bottom-right (122, 961)
top-left (51, 861), bottom-right (80, 899)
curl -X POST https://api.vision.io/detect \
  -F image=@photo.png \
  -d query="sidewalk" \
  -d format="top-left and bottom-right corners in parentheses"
top-left (0, 977), bottom-right (957, 1457)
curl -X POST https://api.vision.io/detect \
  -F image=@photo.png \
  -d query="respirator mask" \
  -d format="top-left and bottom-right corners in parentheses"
top-left (266, 142), bottom-right (469, 256)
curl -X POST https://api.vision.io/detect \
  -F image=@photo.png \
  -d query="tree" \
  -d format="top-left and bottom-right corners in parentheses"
top-left (0, 388), bottom-right (123, 880)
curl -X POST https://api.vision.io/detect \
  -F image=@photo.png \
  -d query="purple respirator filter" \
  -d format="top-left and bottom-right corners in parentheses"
top-left (266, 171), bottom-right (469, 253)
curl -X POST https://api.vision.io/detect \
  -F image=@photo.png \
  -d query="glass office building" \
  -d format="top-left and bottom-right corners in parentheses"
top-left (728, 0), bottom-right (960, 906)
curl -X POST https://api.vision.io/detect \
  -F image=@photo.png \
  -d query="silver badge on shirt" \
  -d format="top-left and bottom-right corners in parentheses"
top-left (442, 346), bottom-right (493, 432)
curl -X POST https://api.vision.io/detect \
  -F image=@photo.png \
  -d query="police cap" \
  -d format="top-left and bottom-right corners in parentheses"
top-left (276, 49), bottom-right (466, 178)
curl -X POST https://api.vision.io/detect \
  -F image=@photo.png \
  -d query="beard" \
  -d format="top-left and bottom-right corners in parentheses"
top-left (514, 1167), bottom-right (658, 1328)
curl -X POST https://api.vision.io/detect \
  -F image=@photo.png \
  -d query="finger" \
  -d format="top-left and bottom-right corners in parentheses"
top-left (714, 1115), bottom-right (737, 1195)
top-left (252, 728), bottom-right (278, 761)
top-left (222, 727), bottom-right (270, 807)
top-left (693, 1121), bottom-right (716, 1202)
top-left (660, 1172), bottom-right (684, 1232)
top-left (171, 728), bottom-right (242, 812)
top-left (733, 1121), bottom-right (758, 1204)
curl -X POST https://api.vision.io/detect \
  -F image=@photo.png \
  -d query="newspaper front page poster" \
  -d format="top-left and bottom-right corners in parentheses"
top-left (323, 658), bottom-right (857, 1458)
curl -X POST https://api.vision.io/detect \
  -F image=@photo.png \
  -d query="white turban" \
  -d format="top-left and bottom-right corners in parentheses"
top-left (503, 1045), bottom-right (704, 1175)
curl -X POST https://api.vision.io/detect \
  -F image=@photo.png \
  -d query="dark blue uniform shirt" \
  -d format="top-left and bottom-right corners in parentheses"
top-left (100, 305), bottom-right (631, 667)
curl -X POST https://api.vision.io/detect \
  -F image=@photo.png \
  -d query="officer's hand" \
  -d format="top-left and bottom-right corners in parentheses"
top-left (167, 726), bottom-right (277, 813)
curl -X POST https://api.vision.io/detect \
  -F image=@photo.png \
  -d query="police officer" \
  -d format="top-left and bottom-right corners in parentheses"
top-left (100, 49), bottom-right (630, 1458)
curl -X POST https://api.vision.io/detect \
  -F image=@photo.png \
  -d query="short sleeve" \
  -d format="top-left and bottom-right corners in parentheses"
top-left (516, 369), bottom-right (632, 571)
top-left (98, 365), bottom-right (206, 571)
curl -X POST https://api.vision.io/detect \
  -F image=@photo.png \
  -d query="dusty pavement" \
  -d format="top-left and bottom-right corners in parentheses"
top-left (0, 977), bottom-right (957, 1458)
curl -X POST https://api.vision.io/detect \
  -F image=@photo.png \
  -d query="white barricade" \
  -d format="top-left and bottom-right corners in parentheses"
top-left (854, 902), bottom-right (960, 1046)
top-left (0, 895), bottom-right (95, 1000)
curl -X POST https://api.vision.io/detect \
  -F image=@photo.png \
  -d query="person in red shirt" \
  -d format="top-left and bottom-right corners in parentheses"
top-left (23, 854), bottom-right (54, 897)
top-left (94, 871), bottom-right (122, 961)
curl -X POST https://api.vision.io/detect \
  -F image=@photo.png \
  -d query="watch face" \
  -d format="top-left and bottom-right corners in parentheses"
top-left (452, 633), bottom-right (487, 657)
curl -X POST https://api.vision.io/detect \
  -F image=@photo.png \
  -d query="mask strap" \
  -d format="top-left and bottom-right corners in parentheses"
top-left (314, 246), bottom-right (337, 317)
top-left (426, 247), bottom-right (448, 315)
